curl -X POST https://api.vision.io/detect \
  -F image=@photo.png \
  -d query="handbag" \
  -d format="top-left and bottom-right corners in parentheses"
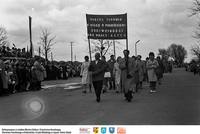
top-left (104, 72), bottom-right (111, 78)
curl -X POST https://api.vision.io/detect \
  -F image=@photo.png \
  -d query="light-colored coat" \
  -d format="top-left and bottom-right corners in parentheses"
top-left (80, 61), bottom-right (90, 84)
top-left (32, 61), bottom-right (46, 82)
top-left (146, 59), bottom-right (159, 82)
top-left (119, 57), bottom-right (137, 93)
top-left (136, 60), bottom-right (145, 82)
top-left (113, 62), bottom-right (121, 85)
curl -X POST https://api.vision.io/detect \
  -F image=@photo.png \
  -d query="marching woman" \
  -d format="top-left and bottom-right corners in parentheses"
top-left (101, 56), bottom-right (110, 93)
top-left (146, 52), bottom-right (159, 93)
top-left (113, 56), bottom-right (122, 93)
top-left (156, 56), bottom-right (164, 85)
top-left (136, 55), bottom-right (145, 90)
top-left (80, 56), bottom-right (91, 93)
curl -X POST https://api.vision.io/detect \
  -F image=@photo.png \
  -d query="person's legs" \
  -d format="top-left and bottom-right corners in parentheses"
top-left (35, 81), bottom-right (41, 91)
top-left (93, 80), bottom-right (103, 102)
top-left (158, 78), bottom-right (162, 85)
top-left (110, 76), bottom-right (115, 90)
top-left (39, 81), bottom-right (42, 90)
top-left (97, 80), bottom-right (103, 102)
top-left (127, 90), bottom-right (133, 102)
top-left (89, 84), bottom-right (92, 93)
top-left (82, 84), bottom-right (87, 93)
top-left (124, 89), bottom-right (133, 102)
top-left (92, 81), bottom-right (99, 101)
top-left (136, 82), bottom-right (139, 92)
top-left (139, 81), bottom-right (143, 89)
top-left (108, 77), bottom-right (113, 90)
top-left (26, 82), bottom-right (30, 91)
top-left (111, 77), bottom-right (115, 90)
top-left (102, 78), bottom-right (108, 93)
top-left (153, 81), bottom-right (157, 91)
top-left (149, 82), bottom-right (153, 92)
top-left (115, 83), bottom-right (120, 93)
top-left (150, 81), bottom-right (156, 93)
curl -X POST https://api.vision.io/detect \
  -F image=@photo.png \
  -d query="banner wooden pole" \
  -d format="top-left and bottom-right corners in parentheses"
top-left (113, 40), bottom-right (116, 58)
top-left (126, 38), bottom-right (128, 50)
top-left (88, 39), bottom-right (92, 61)
top-left (125, 13), bottom-right (128, 50)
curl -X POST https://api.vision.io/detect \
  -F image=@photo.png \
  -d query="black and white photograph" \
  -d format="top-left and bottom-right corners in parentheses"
top-left (0, 0), bottom-right (200, 126)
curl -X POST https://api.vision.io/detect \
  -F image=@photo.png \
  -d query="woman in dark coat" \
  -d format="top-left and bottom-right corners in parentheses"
top-left (156, 56), bottom-right (164, 85)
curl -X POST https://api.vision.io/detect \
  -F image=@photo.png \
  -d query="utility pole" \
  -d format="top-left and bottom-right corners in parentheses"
top-left (29, 16), bottom-right (33, 58)
top-left (135, 40), bottom-right (140, 56)
top-left (70, 41), bottom-right (74, 64)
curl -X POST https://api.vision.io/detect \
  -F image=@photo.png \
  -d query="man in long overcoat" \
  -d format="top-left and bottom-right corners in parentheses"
top-left (119, 50), bottom-right (137, 102)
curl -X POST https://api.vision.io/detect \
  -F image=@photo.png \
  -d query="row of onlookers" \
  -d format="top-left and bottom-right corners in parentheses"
top-left (0, 56), bottom-right (81, 96)
top-left (185, 60), bottom-right (200, 75)
top-left (0, 45), bottom-right (30, 58)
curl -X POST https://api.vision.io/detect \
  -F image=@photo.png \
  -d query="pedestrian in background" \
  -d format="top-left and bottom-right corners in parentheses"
top-left (136, 55), bottom-right (145, 90)
top-left (132, 56), bottom-right (139, 93)
top-left (113, 56), bottom-right (122, 93)
top-left (102, 56), bottom-right (110, 93)
top-left (80, 56), bottom-right (91, 93)
top-left (107, 55), bottom-right (116, 90)
top-left (146, 52), bottom-right (159, 93)
top-left (156, 56), bottom-right (164, 85)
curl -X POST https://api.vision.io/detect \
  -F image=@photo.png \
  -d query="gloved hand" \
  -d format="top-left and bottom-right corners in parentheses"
top-left (127, 74), bottom-right (132, 79)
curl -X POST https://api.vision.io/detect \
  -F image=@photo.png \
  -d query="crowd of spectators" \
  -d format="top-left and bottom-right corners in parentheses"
top-left (185, 59), bottom-right (200, 75)
top-left (45, 62), bottom-right (81, 80)
top-left (0, 45), bottom-right (81, 96)
top-left (0, 45), bottom-right (30, 58)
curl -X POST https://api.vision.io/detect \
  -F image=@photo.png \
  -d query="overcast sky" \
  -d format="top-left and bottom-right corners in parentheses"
top-left (0, 0), bottom-right (198, 62)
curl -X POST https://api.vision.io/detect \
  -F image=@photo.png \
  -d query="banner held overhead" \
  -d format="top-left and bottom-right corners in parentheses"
top-left (86, 14), bottom-right (127, 40)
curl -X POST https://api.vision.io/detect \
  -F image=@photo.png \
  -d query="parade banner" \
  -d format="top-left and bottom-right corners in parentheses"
top-left (86, 14), bottom-right (127, 39)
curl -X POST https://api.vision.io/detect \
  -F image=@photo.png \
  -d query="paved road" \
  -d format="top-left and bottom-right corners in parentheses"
top-left (0, 68), bottom-right (200, 125)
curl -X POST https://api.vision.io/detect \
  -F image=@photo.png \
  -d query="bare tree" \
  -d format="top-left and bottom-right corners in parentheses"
top-left (0, 26), bottom-right (8, 46)
top-left (191, 44), bottom-right (200, 59)
top-left (38, 28), bottom-right (56, 61)
top-left (190, 0), bottom-right (200, 40)
top-left (190, 0), bottom-right (200, 60)
top-left (91, 39), bottom-right (113, 57)
top-left (190, 0), bottom-right (200, 16)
